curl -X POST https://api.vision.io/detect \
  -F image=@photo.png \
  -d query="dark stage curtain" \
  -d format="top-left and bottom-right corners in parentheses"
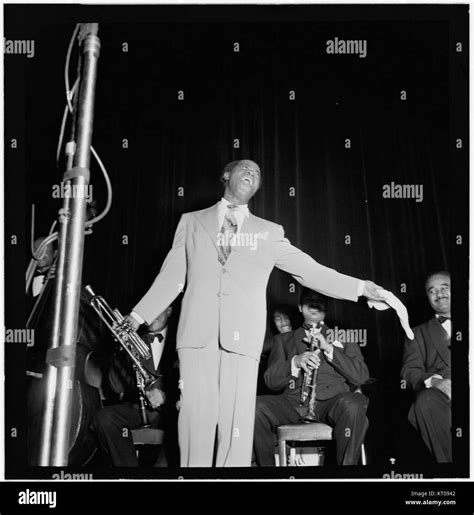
top-left (24, 19), bottom-right (450, 464)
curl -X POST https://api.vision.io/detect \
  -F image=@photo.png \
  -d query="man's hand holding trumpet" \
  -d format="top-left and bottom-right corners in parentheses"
top-left (294, 332), bottom-right (333, 373)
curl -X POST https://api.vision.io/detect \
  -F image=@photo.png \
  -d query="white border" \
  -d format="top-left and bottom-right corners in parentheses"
top-left (0, 0), bottom-right (472, 485)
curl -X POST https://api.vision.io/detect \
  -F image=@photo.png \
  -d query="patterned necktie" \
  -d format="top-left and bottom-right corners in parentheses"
top-left (217, 205), bottom-right (239, 265)
top-left (438, 316), bottom-right (450, 324)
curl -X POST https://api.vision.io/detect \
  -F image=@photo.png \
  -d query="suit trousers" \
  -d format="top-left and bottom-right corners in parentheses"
top-left (254, 392), bottom-right (369, 466)
top-left (90, 403), bottom-right (159, 467)
top-left (178, 341), bottom-right (259, 467)
top-left (409, 387), bottom-right (452, 463)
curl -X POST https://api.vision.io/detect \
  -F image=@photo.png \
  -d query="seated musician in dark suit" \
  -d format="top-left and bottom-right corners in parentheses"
top-left (27, 202), bottom-right (99, 375)
top-left (90, 306), bottom-right (173, 467)
top-left (28, 238), bottom-right (56, 299)
top-left (253, 289), bottom-right (369, 466)
top-left (401, 271), bottom-right (451, 463)
top-left (26, 238), bottom-right (57, 375)
top-left (257, 305), bottom-right (299, 395)
top-left (26, 231), bottom-right (105, 466)
top-left (27, 199), bottom-right (97, 311)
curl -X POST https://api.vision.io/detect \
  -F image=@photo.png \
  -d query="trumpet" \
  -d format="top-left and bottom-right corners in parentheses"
top-left (300, 322), bottom-right (322, 423)
top-left (85, 285), bottom-right (161, 427)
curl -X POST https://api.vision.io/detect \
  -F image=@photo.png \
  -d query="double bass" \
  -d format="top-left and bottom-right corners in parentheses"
top-left (27, 271), bottom-right (105, 466)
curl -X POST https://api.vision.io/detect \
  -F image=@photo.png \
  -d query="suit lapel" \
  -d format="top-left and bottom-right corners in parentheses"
top-left (240, 213), bottom-right (264, 235)
top-left (225, 213), bottom-right (268, 265)
top-left (194, 203), bottom-right (220, 251)
top-left (142, 356), bottom-right (157, 376)
top-left (426, 317), bottom-right (451, 366)
top-left (293, 327), bottom-right (309, 355)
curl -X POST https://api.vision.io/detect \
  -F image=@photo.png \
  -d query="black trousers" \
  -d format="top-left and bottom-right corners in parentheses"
top-left (408, 388), bottom-right (452, 463)
top-left (254, 392), bottom-right (369, 466)
top-left (90, 403), bottom-right (159, 467)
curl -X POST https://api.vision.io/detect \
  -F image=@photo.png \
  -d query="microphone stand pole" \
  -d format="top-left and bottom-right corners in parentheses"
top-left (38, 23), bottom-right (100, 466)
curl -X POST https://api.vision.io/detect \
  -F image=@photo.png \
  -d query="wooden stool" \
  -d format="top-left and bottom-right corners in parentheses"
top-left (277, 423), bottom-right (332, 466)
top-left (277, 423), bottom-right (367, 466)
top-left (131, 428), bottom-right (166, 466)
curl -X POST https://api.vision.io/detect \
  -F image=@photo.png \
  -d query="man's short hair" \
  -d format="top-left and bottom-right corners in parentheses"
top-left (271, 304), bottom-right (301, 331)
top-left (299, 288), bottom-right (328, 312)
top-left (220, 159), bottom-right (263, 186)
top-left (273, 304), bottom-right (293, 318)
top-left (425, 270), bottom-right (450, 290)
top-left (220, 161), bottom-right (241, 184)
top-left (86, 200), bottom-right (98, 222)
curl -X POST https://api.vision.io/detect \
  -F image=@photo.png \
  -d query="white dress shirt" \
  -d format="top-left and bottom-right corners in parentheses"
top-left (148, 327), bottom-right (167, 370)
top-left (217, 197), bottom-right (249, 232)
top-left (32, 274), bottom-right (46, 297)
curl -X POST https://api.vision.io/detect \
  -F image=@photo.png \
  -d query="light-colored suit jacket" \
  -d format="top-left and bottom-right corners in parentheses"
top-left (134, 203), bottom-right (361, 360)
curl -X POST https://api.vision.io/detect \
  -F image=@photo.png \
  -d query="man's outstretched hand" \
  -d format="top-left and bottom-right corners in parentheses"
top-left (123, 314), bottom-right (141, 332)
top-left (362, 280), bottom-right (385, 302)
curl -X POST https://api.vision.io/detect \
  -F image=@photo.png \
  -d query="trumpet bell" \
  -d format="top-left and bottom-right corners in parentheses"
top-left (85, 284), bottom-right (151, 360)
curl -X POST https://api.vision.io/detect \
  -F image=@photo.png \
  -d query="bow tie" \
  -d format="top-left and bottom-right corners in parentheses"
top-left (303, 322), bottom-right (322, 331)
top-left (148, 332), bottom-right (164, 342)
top-left (438, 316), bottom-right (450, 324)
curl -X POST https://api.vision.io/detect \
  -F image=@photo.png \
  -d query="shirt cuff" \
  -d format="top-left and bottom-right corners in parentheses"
top-left (357, 280), bottom-right (365, 297)
top-left (130, 311), bottom-right (145, 325)
top-left (290, 356), bottom-right (301, 377)
top-left (324, 346), bottom-right (334, 362)
top-left (424, 374), bottom-right (443, 388)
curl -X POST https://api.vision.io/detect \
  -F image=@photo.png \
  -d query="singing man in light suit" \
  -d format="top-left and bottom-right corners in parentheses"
top-left (123, 159), bottom-right (385, 467)
top-left (401, 271), bottom-right (452, 463)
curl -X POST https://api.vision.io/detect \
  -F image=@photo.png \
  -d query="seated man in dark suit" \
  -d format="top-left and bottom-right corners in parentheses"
top-left (258, 304), bottom-right (300, 395)
top-left (254, 289), bottom-right (369, 466)
top-left (90, 306), bottom-right (172, 466)
top-left (401, 271), bottom-right (451, 463)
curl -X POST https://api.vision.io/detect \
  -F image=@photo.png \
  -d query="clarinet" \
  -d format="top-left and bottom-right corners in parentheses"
top-left (134, 363), bottom-right (151, 428)
top-left (300, 322), bottom-right (322, 423)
